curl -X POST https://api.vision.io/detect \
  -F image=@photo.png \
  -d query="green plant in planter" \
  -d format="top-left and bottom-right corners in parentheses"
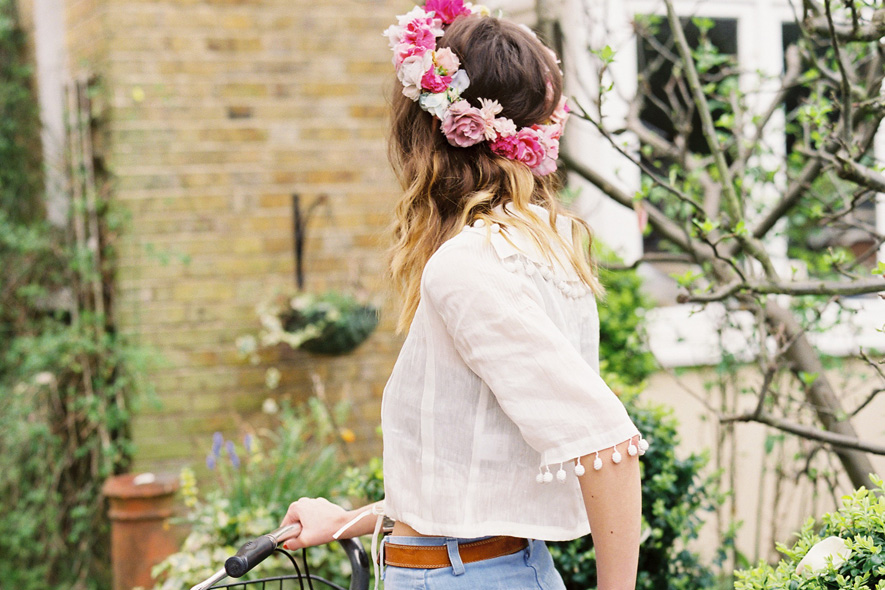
top-left (735, 476), bottom-right (885, 590)
top-left (254, 291), bottom-right (378, 356)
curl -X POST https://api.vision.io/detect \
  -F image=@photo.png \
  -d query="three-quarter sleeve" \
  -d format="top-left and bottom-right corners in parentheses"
top-left (422, 233), bottom-right (639, 467)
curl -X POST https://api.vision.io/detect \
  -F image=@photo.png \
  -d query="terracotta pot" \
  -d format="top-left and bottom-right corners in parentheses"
top-left (103, 473), bottom-right (179, 590)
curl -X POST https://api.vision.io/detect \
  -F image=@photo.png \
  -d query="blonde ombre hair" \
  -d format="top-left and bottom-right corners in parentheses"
top-left (387, 15), bottom-right (601, 333)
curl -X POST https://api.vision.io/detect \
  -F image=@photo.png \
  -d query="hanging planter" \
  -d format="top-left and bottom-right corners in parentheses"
top-left (256, 291), bottom-right (378, 357)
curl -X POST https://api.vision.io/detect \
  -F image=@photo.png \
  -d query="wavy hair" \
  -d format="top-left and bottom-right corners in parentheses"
top-left (388, 14), bottom-right (601, 333)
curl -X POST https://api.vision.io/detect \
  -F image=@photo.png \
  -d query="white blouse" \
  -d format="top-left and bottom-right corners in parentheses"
top-left (380, 205), bottom-right (642, 542)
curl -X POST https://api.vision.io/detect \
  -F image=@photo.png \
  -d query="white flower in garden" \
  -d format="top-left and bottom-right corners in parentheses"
top-left (264, 367), bottom-right (281, 390)
top-left (262, 397), bottom-right (279, 415)
top-left (795, 536), bottom-right (851, 575)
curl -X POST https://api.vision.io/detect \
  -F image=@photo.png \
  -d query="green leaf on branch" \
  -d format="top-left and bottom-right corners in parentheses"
top-left (592, 45), bottom-right (616, 65)
top-left (798, 371), bottom-right (819, 386)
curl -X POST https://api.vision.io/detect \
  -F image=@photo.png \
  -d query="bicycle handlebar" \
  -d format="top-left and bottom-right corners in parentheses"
top-left (190, 523), bottom-right (370, 590)
top-left (224, 523), bottom-right (302, 578)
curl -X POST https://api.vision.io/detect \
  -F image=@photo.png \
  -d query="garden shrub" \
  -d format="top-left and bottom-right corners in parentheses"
top-left (150, 400), bottom-right (356, 589)
top-left (735, 477), bottom-right (885, 590)
top-left (0, 4), bottom-right (143, 588)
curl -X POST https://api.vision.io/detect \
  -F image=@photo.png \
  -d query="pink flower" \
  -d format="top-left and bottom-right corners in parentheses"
top-left (491, 128), bottom-right (547, 169)
top-left (434, 47), bottom-right (460, 74)
top-left (421, 68), bottom-right (452, 93)
top-left (442, 100), bottom-right (486, 147)
top-left (513, 129), bottom-right (546, 168)
top-left (398, 52), bottom-right (434, 100)
top-left (425, 0), bottom-right (471, 24)
top-left (403, 19), bottom-right (439, 50)
top-left (393, 42), bottom-right (428, 68)
top-left (549, 96), bottom-right (570, 128)
top-left (489, 134), bottom-right (520, 159)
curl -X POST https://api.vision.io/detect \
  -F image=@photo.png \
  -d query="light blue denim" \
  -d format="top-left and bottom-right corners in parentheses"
top-left (381, 535), bottom-right (567, 590)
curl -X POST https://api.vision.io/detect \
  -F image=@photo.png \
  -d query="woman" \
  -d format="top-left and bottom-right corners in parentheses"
top-left (280, 3), bottom-right (644, 589)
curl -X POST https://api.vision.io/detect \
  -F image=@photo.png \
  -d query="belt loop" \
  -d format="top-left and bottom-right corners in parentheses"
top-left (445, 538), bottom-right (466, 576)
top-left (525, 538), bottom-right (535, 559)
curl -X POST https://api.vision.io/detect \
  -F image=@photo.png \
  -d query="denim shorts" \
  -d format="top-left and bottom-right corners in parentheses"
top-left (381, 535), bottom-right (567, 590)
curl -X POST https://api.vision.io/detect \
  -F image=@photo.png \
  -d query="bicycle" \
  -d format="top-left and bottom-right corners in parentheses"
top-left (189, 523), bottom-right (370, 590)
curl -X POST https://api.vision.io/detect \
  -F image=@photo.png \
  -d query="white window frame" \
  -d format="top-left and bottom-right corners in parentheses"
top-left (557, 0), bottom-right (885, 367)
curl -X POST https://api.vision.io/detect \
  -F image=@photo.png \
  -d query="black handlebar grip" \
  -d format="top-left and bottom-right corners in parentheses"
top-left (225, 535), bottom-right (277, 578)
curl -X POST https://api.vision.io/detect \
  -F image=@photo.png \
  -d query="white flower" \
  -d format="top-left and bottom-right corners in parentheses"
top-left (795, 536), bottom-right (851, 575)
top-left (398, 52), bottom-right (433, 100)
top-left (420, 92), bottom-right (451, 119)
top-left (264, 367), bottom-right (281, 390)
top-left (261, 398), bottom-right (279, 415)
top-left (34, 372), bottom-right (56, 386)
top-left (492, 117), bottom-right (517, 138)
top-left (449, 69), bottom-right (470, 95)
top-left (289, 294), bottom-right (313, 311)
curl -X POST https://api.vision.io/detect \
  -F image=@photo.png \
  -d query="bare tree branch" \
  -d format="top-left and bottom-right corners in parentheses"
top-left (720, 410), bottom-right (885, 455)
top-left (804, 13), bottom-right (885, 42)
top-left (680, 276), bottom-right (885, 303)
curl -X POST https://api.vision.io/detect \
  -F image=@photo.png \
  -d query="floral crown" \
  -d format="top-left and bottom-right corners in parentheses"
top-left (384, 0), bottom-right (569, 176)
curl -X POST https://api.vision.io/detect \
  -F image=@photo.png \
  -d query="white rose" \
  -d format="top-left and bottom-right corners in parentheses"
top-left (420, 92), bottom-right (451, 119)
top-left (398, 52), bottom-right (432, 100)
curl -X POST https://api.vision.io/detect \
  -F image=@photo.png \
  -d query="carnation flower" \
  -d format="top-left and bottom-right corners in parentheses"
top-left (425, 0), bottom-right (471, 24)
top-left (393, 42), bottom-right (428, 68)
top-left (492, 117), bottom-right (517, 138)
top-left (489, 134), bottom-right (516, 159)
top-left (403, 18), bottom-right (439, 50)
top-left (421, 68), bottom-right (452, 93)
top-left (442, 100), bottom-right (486, 147)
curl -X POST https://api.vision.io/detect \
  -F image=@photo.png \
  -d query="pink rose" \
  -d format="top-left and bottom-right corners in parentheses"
top-left (421, 68), bottom-right (452, 93)
top-left (434, 47), bottom-right (460, 74)
top-left (425, 0), bottom-right (471, 24)
top-left (442, 100), bottom-right (486, 147)
top-left (513, 129), bottom-right (546, 168)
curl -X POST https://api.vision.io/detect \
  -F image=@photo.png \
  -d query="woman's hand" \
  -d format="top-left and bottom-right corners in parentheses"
top-left (279, 498), bottom-right (382, 551)
top-left (279, 497), bottom-right (350, 550)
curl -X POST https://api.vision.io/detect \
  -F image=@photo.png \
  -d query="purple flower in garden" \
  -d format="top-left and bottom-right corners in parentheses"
top-left (211, 431), bottom-right (223, 457)
top-left (226, 440), bottom-right (241, 469)
top-left (206, 453), bottom-right (217, 470)
top-left (244, 433), bottom-right (253, 453)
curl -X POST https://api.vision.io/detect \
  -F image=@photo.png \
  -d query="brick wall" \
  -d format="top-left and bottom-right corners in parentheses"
top-left (63, 0), bottom-right (409, 472)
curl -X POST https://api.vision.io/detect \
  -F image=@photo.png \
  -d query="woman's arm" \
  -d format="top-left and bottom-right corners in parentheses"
top-left (578, 442), bottom-right (641, 590)
top-left (279, 498), bottom-right (383, 551)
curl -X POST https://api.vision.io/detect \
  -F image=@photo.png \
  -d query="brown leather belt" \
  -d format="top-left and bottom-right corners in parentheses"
top-left (383, 536), bottom-right (528, 569)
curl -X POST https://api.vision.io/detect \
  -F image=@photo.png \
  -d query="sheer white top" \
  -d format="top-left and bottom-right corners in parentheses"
top-left (380, 205), bottom-right (641, 541)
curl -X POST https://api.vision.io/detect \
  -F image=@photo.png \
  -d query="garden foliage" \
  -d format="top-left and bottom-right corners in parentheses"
top-left (150, 400), bottom-right (355, 589)
top-left (0, 3), bottom-right (144, 588)
top-left (735, 477), bottom-right (885, 590)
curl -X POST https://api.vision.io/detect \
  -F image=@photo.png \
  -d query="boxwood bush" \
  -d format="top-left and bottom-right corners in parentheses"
top-left (735, 477), bottom-right (885, 590)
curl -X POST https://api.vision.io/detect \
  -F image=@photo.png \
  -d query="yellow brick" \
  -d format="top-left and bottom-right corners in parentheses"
top-left (206, 37), bottom-right (262, 52)
top-left (219, 83), bottom-right (268, 98)
top-left (172, 280), bottom-right (236, 302)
